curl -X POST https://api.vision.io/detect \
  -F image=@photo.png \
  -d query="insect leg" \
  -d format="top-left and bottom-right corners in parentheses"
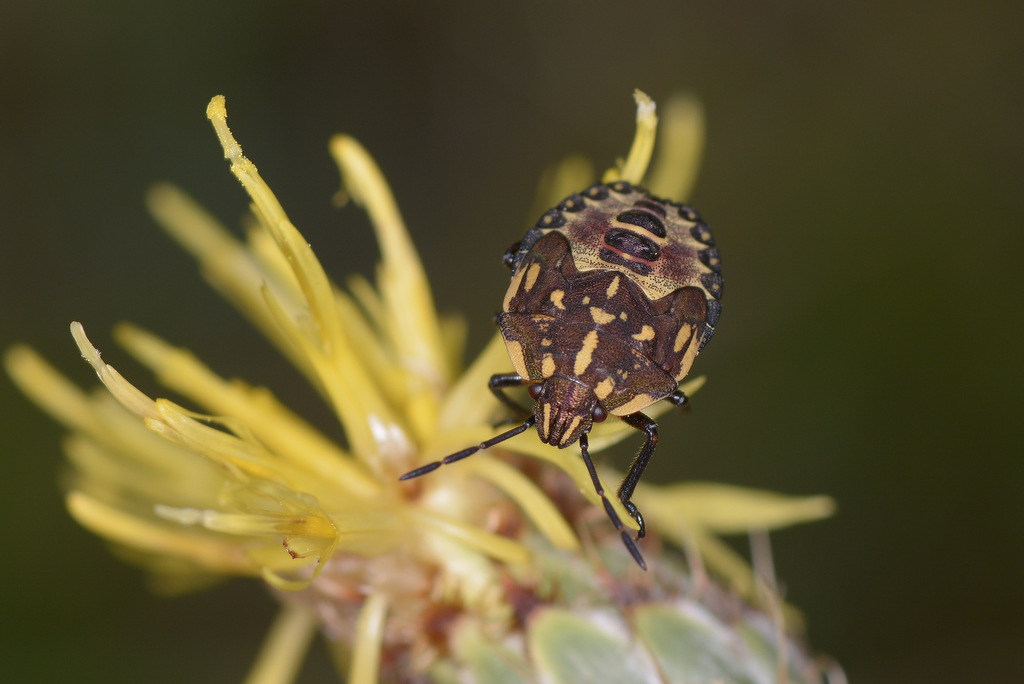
top-left (399, 416), bottom-right (536, 480)
top-left (579, 432), bottom-right (647, 570)
top-left (616, 412), bottom-right (659, 539)
top-left (501, 241), bottom-right (522, 269)
top-left (666, 389), bottom-right (689, 408)
top-left (488, 373), bottom-right (533, 420)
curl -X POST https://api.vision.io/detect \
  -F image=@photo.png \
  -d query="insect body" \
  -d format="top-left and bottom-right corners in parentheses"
top-left (402, 181), bottom-right (722, 569)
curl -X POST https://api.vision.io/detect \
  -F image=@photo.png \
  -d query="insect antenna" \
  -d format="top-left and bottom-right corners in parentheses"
top-left (399, 416), bottom-right (537, 480)
top-left (578, 432), bottom-right (647, 570)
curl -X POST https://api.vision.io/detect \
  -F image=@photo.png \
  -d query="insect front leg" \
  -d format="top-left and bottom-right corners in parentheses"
top-left (488, 373), bottom-right (534, 421)
top-left (579, 432), bottom-right (646, 570)
top-left (616, 411), bottom-right (659, 539)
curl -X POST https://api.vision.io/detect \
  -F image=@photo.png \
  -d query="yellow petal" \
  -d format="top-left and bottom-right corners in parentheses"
top-left (603, 90), bottom-right (658, 185)
top-left (528, 153), bottom-right (596, 220)
top-left (644, 94), bottom-right (705, 201)
top-left (464, 456), bottom-right (580, 551)
top-left (67, 491), bottom-right (257, 575)
top-left (417, 508), bottom-right (531, 566)
top-left (71, 322), bottom-right (160, 420)
top-left (206, 96), bottom-right (409, 466)
top-left (146, 183), bottom-right (318, 385)
top-left (638, 481), bottom-right (836, 536)
top-left (349, 593), bottom-right (389, 684)
top-left (496, 434), bottom-right (640, 533)
top-left (437, 332), bottom-right (509, 431)
top-left (244, 604), bottom-right (319, 684)
top-left (6, 345), bottom-right (221, 503)
top-left (114, 322), bottom-right (380, 500)
top-left (330, 134), bottom-right (449, 441)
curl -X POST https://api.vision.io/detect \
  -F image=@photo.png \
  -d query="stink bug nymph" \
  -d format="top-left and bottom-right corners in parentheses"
top-left (401, 181), bottom-right (722, 569)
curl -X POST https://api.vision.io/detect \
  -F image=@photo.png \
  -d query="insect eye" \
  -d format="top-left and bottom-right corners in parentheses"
top-left (591, 404), bottom-right (608, 423)
top-left (528, 383), bottom-right (544, 400)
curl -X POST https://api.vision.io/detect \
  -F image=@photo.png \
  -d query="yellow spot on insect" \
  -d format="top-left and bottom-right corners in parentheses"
top-left (590, 307), bottom-right (616, 325)
top-left (560, 416), bottom-right (582, 446)
top-left (612, 393), bottom-right (657, 416)
top-left (574, 330), bottom-right (599, 375)
top-left (541, 338), bottom-right (552, 346)
top-left (595, 377), bottom-right (615, 400)
top-left (550, 290), bottom-right (566, 310)
top-left (503, 267), bottom-right (526, 311)
top-left (632, 324), bottom-right (656, 341)
top-left (524, 262), bottom-right (541, 291)
top-left (673, 323), bottom-right (693, 353)
top-left (619, 311), bottom-right (628, 320)
top-left (606, 276), bottom-right (620, 298)
top-left (504, 339), bottom-right (529, 379)
top-left (582, 296), bottom-right (591, 305)
top-left (541, 354), bottom-right (556, 378)
top-left (542, 403), bottom-right (552, 439)
top-left (673, 329), bottom-right (702, 382)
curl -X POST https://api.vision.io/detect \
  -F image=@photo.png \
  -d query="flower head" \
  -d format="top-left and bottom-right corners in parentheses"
top-left (6, 92), bottom-right (837, 682)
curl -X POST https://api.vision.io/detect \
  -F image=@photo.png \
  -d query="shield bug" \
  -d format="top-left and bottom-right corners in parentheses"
top-left (402, 181), bottom-right (722, 569)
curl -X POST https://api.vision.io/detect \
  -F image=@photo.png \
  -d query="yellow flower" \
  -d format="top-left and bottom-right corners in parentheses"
top-left (5, 92), bottom-right (837, 683)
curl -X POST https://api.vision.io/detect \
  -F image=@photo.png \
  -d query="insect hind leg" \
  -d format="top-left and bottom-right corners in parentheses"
top-left (615, 412), bottom-right (659, 540)
top-left (579, 432), bottom-right (647, 570)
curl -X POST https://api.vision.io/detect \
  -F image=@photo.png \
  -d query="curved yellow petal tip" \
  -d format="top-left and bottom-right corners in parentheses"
top-left (206, 96), bottom-right (245, 164)
top-left (207, 94), bottom-right (226, 119)
top-left (605, 90), bottom-right (659, 185)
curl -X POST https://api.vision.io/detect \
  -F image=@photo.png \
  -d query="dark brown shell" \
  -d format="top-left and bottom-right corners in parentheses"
top-left (499, 182), bottom-right (721, 417)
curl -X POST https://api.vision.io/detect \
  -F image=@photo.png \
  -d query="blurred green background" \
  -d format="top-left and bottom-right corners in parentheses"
top-left (2, 1), bottom-right (1021, 681)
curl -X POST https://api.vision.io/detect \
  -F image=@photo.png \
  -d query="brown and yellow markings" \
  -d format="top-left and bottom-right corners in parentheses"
top-left (589, 307), bottom-right (616, 325)
top-left (541, 354), bottom-right (556, 378)
top-left (549, 290), bottom-right (566, 310)
top-left (606, 275), bottom-right (621, 298)
top-left (611, 392), bottom-right (656, 417)
top-left (573, 330), bottom-right (600, 375)
top-left (673, 333), bottom-right (702, 381)
top-left (502, 266), bottom-right (527, 310)
top-left (632, 324), bottom-right (656, 341)
top-left (673, 323), bottom-right (694, 353)
top-left (594, 377), bottom-right (616, 400)
top-left (523, 261), bottom-right (542, 291)
top-left (504, 339), bottom-right (528, 379)
top-left (560, 416), bottom-right (582, 446)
